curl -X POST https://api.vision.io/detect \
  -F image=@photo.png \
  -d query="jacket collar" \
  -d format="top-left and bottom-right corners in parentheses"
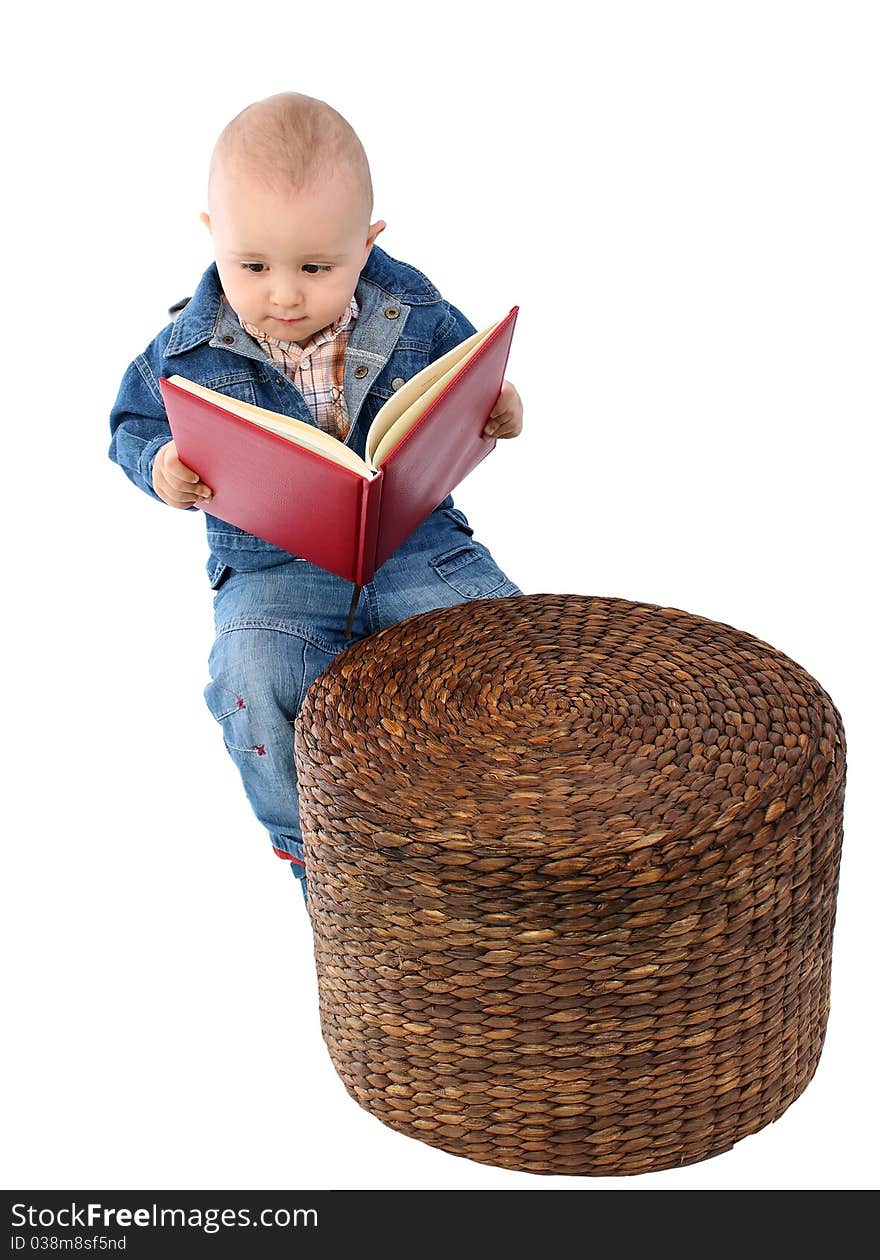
top-left (164, 244), bottom-right (441, 359)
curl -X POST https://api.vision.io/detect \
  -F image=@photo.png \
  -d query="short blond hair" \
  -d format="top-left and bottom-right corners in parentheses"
top-left (208, 92), bottom-right (373, 226)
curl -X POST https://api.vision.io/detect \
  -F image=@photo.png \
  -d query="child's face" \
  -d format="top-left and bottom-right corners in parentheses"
top-left (201, 171), bottom-right (385, 346)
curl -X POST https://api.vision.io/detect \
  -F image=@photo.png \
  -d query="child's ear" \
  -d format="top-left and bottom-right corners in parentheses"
top-left (199, 211), bottom-right (211, 232)
top-left (363, 219), bottom-right (386, 262)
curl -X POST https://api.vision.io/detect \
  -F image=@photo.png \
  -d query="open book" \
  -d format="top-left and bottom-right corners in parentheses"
top-left (158, 304), bottom-right (518, 633)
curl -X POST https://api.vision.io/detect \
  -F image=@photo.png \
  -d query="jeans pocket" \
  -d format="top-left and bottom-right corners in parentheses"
top-left (430, 541), bottom-right (513, 599)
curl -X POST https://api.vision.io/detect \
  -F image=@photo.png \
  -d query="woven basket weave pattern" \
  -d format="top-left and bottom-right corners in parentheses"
top-left (294, 594), bottom-right (845, 1175)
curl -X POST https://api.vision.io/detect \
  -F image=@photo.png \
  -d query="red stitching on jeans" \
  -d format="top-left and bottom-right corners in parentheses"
top-left (215, 683), bottom-right (246, 709)
top-left (224, 741), bottom-right (267, 755)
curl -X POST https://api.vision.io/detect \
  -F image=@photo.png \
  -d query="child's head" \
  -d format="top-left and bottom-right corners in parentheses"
top-left (200, 92), bottom-right (386, 346)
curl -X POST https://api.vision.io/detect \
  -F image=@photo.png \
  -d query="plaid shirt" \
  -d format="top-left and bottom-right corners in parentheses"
top-left (225, 294), bottom-right (360, 441)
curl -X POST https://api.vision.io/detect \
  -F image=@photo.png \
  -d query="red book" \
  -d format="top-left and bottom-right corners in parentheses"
top-left (158, 306), bottom-right (518, 612)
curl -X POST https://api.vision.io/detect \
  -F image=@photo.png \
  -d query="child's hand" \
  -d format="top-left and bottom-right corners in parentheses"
top-left (153, 440), bottom-right (213, 509)
top-left (482, 379), bottom-right (523, 440)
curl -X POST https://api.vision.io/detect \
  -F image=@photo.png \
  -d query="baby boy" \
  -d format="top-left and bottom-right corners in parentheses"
top-left (108, 92), bottom-right (524, 905)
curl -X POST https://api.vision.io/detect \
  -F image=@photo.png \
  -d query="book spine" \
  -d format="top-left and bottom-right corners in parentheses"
top-left (355, 470), bottom-right (384, 585)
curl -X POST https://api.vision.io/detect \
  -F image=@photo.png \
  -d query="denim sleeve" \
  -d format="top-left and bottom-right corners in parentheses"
top-left (108, 348), bottom-right (198, 511)
top-left (429, 300), bottom-right (479, 363)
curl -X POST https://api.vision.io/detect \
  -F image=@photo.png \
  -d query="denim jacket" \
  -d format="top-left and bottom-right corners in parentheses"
top-left (108, 244), bottom-right (478, 588)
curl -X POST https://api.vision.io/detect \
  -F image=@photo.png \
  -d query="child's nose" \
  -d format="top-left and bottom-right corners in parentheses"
top-left (270, 278), bottom-right (304, 309)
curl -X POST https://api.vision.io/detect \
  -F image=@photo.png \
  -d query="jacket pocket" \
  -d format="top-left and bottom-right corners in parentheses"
top-left (200, 373), bottom-right (258, 406)
top-left (370, 348), bottom-right (432, 401)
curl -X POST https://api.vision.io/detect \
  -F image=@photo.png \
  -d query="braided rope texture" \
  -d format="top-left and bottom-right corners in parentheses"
top-left (294, 594), bottom-right (846, 1175)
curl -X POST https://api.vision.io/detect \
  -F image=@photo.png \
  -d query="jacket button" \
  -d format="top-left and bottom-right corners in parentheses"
top-left (384, 306), bottom-right (400, 319)
top-left (354, 365), bottom-right (369, 378)
top-left (391, 377), bottom-right (406, 390)
top-left (222, 335), bottom-right (235, 345)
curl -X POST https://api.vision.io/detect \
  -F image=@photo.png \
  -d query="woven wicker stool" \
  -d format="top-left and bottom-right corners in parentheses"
top-left (293, 594), bottom-right (846, 1176)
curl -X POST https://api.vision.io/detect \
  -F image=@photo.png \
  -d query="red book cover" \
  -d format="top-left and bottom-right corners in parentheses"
top-left (157, 305), bottom-right (518, 586)
top-left (373, 306), bottom-right (518, 569)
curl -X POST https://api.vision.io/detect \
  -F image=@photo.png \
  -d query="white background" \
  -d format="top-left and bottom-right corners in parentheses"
top-left (2, 0), bottom-right (877, 1192)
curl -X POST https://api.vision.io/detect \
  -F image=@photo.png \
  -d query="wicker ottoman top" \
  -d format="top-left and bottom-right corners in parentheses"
top-left (297, 593), bottom-right (843, 879)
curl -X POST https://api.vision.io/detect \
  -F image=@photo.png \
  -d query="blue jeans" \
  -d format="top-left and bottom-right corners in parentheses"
top-left (203, 504), bottom-right (522, 901)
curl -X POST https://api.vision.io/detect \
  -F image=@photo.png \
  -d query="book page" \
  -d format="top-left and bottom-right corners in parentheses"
top-left (365, 322), bottom-right (501, 469)
top-left (166, 376), bottom-right (374, 478)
